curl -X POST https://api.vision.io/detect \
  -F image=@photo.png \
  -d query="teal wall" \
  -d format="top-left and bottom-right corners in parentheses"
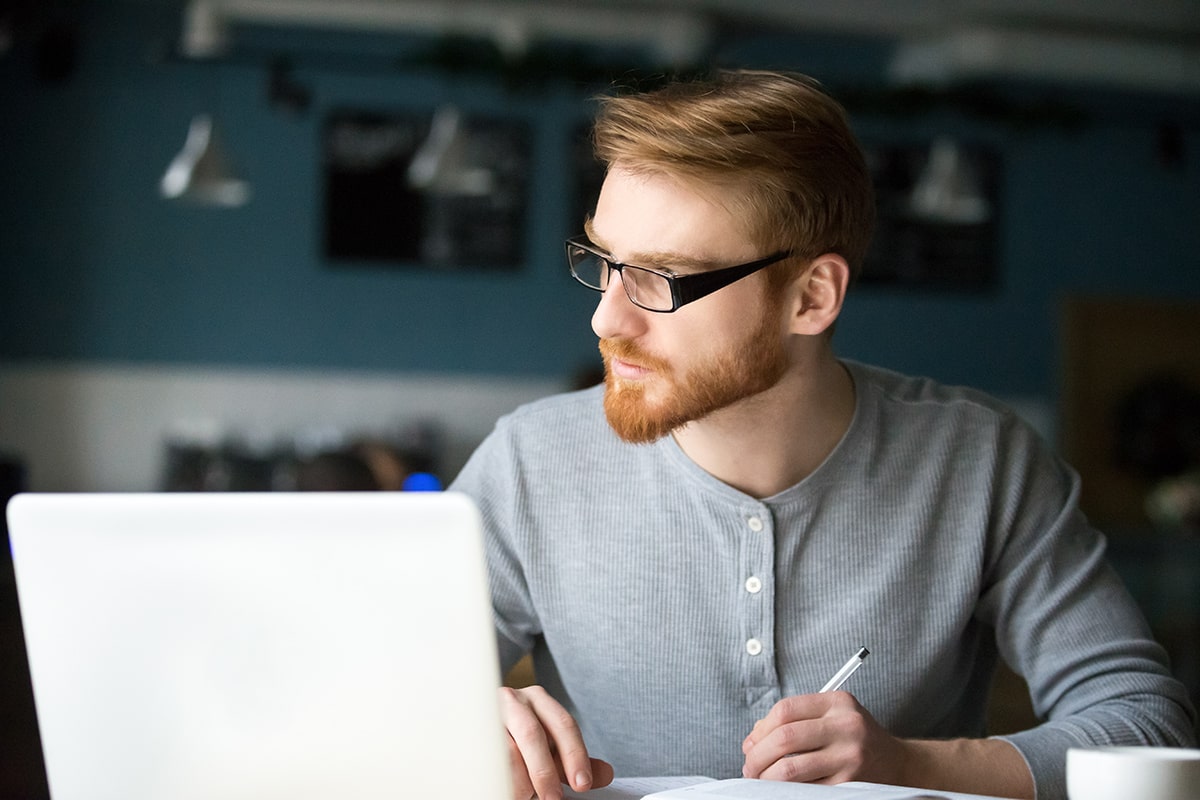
top-left (2, 1), bottom-right (1198, 400)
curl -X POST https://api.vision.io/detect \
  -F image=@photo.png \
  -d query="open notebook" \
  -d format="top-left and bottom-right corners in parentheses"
top-left (7, 491), bottom-right (510, 800)
top-left (566, 777), bottom-right (1017, 800)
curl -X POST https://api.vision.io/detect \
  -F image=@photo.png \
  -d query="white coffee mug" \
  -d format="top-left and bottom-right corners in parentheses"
top-left (1066, 746), bottom-right (1200, 800)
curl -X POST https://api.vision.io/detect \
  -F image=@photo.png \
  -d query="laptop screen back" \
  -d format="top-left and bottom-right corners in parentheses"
top-left (7, 491), bottom-right (509, 800)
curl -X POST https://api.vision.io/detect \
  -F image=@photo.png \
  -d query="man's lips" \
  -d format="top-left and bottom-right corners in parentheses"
top-left (609, 356), bottom-right (652, 381)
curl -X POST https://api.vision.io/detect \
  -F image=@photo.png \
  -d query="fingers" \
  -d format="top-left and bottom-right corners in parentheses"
top-left (741, 691), bottom-right (869, 783)
top-left (742, 692), bottom-right (831, 756)
top-left (756, 750), bottom-right (847, 784)
top-left (500, 685), bottom-right (610, 800)
top-left (501, 686), bottom-right (571, 800)
top-left (752, 733), bottom-right (867, 784)
top-left (506, 729), bottom-right (538, 800)
top-left (589, 757), bottom-right (615, 790)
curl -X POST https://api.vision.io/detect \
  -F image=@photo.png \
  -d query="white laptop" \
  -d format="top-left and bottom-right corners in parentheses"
top-left (6, 491), bottom-right (510, 800)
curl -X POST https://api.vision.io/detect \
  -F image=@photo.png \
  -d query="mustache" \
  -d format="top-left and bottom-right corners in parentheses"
top-left (599, 338), bottom-right (671, 373)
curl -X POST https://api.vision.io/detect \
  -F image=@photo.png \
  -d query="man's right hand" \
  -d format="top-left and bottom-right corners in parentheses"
top-left (499, 685), bottom-right (614, 800)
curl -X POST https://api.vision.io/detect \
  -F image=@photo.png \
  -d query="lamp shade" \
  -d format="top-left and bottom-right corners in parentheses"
top-left (907, 137), bottom-right (989, 225)
top-left (160, 114), bottom-right (250, 207)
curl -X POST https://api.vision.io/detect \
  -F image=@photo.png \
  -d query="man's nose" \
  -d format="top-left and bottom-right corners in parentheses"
top-left (591, 271), bottom-right (648, 341)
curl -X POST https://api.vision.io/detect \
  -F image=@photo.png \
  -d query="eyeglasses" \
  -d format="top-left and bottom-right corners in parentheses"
top-left (565, 236), bottom-right (793, 313)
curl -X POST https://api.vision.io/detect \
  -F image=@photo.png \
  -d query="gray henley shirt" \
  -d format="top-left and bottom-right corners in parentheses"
top-left (450, 359), bottom-right (1195, 800)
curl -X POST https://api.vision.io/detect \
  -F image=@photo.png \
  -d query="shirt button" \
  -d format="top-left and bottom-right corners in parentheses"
top-left (747, 516), bottom-right (764, 532)
top-left (744, 576), bottom-right (763, 594)
top-left (745, 638), bottom-right (763, 656)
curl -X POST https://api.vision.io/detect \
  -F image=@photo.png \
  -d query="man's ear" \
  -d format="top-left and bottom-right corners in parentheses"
top-left (788, 253), bottom-right (850, 336)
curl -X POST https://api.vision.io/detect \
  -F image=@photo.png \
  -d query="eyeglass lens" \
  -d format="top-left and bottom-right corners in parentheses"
top-left (568, 243), bottom-right (674, 311)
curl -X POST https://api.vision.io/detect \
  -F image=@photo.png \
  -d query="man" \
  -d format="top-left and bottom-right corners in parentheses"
top-left (449, 70), bottom-right (1195, 800)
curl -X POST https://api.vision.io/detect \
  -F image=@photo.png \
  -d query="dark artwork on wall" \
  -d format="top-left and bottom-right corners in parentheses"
top-left (323, 107), bottom-right (531, 270)
top-left (861, 139), bottom-right (1002, 290)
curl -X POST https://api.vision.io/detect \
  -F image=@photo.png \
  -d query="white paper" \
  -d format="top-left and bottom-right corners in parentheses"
top-left (562, 777), bottom-right (1017, 800)
top-left (561, 776), bottom-right (714, 799)
top-left (646, 780), bottom-right (887, 798)
top-left (840, 782), bottom-right (1017, 800)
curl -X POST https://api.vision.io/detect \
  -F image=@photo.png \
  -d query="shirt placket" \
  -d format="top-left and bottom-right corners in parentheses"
top-left (739, 504), bottom-right (779, 713)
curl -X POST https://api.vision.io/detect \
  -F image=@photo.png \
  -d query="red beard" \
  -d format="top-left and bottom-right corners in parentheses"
top-left (598, 311), bottom-right (788, 444)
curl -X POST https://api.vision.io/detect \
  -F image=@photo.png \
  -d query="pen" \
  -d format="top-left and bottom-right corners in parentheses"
top-left (820, 646), bottom-right (870, 692)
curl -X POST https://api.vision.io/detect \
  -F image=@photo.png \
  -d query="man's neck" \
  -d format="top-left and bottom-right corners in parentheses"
top-left (670, 350), bottom-right (856, 499)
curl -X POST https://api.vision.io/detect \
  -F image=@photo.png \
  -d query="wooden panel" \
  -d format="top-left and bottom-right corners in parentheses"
top-left (503, 653), bottom-right (537, 689)
top-left (1061, 296), bottom-right (1200, 527)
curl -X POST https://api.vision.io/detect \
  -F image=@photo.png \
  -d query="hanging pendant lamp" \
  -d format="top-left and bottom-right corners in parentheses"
top-left (907, 137), bottom-right (990, 225)
top-left (160, 114), bottom-right (251, 207)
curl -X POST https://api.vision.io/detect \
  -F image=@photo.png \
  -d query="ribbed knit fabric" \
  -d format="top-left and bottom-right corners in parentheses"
top-left (450, 360), bottom-right (1195, 800)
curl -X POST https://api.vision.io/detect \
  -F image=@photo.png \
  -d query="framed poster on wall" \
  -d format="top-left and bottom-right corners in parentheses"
top-left (323, 107), bottom-right (531, 270)
top-left (861, 138), bottom-right (1002, 290)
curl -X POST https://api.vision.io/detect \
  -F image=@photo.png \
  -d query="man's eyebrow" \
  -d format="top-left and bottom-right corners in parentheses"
top-left (580, 219), bottom-right (724, 272)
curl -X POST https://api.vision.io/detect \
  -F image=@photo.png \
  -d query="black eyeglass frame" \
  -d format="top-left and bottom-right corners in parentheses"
top-left (565, 236), bottom-right (794, 313)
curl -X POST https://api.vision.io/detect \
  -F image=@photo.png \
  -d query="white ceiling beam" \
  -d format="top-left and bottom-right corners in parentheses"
top-left (179, 0), bottom-right (1200, 93)
top-left (183, 0), bottom-right (713, 64)
top-left (890, 27), bottom-right (1200, 94)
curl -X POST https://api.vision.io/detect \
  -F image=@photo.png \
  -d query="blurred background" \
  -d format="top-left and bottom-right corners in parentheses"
top-left (1, 0), bottom-right (1199, 795)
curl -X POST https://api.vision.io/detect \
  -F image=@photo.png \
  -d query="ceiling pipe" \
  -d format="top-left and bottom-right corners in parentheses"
top-left (178, 1), bottom-right (1200, 94)
top-left (179, 0), bottom-right (713, 64)
top-left (890, 26), bottom-right (1200, 94)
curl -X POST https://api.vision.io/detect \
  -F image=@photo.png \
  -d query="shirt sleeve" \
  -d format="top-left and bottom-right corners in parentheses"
top-left (449, 417), bottom-right (541, 676)
top-left (976, 414), bottom-right (1197, 799)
